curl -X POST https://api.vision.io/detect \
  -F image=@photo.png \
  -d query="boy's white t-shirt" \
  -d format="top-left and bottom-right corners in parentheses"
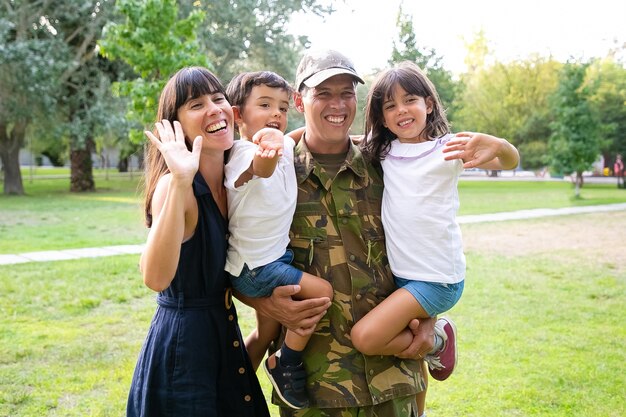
top-left (381, 134), bottom-right (465, 284)
top-left (224, 136), bottom-right (297, 276)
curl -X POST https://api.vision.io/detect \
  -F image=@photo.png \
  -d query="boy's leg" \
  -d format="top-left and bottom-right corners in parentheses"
top-left (245, 311), bottom-right (281, 371)
top-left (264, 272), bottom-right (332, 410)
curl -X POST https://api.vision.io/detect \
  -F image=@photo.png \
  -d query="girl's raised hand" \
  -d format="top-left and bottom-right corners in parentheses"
top-left (145, 120), bottom-right (203, 183)
top-left (442, 132), bottom-right (505, 169)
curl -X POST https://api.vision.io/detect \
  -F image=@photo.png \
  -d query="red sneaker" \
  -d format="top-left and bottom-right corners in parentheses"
top-left (425, 317), bottom-right (457, 381)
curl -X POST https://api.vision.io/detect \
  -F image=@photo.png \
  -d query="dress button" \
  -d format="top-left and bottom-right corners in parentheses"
top-left (228, 314), bottom-right (234, 321)
top-left (355, 294), bottom-right (362, 301)
top-left (369, 369), bottom-right (374, 375)
top-left (239, 367), bottom-right (245, 374)
top-left (244, 395), bottom-right (251, 402)
top-left (233, 340), bottom-right (240, 347)
top-left (349, 254), bottom-right (356, 261)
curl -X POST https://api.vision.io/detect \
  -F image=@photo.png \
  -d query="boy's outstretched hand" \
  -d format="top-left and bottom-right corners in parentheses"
top-left (252, 127), bottom-right (284, 159)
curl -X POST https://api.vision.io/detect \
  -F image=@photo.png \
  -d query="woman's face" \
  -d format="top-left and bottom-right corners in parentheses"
top-left (177, 92), bottom-right (235, 152)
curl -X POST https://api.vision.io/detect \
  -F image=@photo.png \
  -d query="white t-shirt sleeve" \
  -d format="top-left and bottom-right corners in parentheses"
top-left (224, 140), bottom-right (258, 190)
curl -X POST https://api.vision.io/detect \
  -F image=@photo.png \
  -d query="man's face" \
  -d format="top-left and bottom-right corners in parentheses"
top-left (295, 74), bottom-right (357, 153)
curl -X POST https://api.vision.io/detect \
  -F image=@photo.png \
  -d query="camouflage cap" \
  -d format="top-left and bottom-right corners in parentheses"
top-left (295, 49), bottom-right (365, 91)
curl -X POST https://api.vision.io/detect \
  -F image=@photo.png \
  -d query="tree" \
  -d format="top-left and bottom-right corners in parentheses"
top-left (1, 0), bottom-right (126, 193)
top-left (585, 53), bottom-right (626, 166)
top-left (0, 1), bottom-right (64, 195)
top-left (548, 62), bottom-right (605, 196)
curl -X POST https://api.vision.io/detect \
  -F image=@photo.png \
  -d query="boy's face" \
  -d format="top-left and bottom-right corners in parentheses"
top-left (234, 85), bottom-right (289, 139)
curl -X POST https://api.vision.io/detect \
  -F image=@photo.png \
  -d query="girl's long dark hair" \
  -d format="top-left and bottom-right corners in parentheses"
top-left (143, 67), bottom-right (227, 227)
top-left (361, 61), bottom-right (450, 164)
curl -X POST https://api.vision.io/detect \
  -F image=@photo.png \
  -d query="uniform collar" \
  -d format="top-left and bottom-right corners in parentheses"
top-left (294, 132), bottom-right (369, 184)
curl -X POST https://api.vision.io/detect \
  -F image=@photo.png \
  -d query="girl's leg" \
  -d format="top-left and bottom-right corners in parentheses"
top-left (350, 288), bottom-right (430, 356)
top-left (245, 311), bottom-right (281, 371)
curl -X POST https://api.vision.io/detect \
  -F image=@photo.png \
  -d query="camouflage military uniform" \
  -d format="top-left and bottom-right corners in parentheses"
top-left (274, 138), bottom-right (426, 417)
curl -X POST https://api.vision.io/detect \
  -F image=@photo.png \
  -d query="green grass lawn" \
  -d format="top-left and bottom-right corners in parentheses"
top-left (1, 213), bottom-right (624, 416)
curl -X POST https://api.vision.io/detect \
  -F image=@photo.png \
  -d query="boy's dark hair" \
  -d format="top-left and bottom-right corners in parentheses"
top-left (362, 61), bottom-right (450, 164)
top-left (226, 71), bottom-right (293, 110)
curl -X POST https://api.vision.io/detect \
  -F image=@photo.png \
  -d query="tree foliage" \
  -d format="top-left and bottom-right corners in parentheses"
top-left (456, 54), bottom-right (561, 148)
top-left (585, 54), bottom-right (626, 159)
top-left (184, 0), bottom-right (333, 82)
top-left (99, 0), bottom-right (208, 144)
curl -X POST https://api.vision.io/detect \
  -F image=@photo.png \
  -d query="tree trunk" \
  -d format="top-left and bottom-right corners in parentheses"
top-left (70, 138), bottom-right (95, 192)
top-left (0, 122), bottom-right (26, 195)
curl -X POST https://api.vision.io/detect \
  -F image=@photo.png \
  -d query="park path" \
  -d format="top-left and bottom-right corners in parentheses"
top-left (1, 203), bottom-right (625, 266)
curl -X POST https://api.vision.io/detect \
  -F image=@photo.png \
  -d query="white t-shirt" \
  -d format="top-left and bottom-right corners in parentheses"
top-left (381, 134), bottom-right (465, 284)
top-left (224, 136), bottom-right (297, 276)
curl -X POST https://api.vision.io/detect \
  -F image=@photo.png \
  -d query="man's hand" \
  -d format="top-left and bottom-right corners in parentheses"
top-left (395, 317), bottom-right (436, 360)
top-left (239, 285), bottom-right (331, 337)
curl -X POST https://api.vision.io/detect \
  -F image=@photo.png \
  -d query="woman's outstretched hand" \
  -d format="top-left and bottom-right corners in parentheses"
top-left (145, 120), bottom-right (203, 184)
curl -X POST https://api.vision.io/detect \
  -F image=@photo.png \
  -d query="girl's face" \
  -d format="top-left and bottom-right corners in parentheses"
top-left (235, 84), bottom-right (289, 139)
top-left (382, 84), bottom-right (433, 143)
top-left (176, 92), bottom-right (234, 152)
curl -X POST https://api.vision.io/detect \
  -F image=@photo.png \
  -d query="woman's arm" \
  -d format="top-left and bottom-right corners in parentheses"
top-left (140, 120), bottom-right (202, 291)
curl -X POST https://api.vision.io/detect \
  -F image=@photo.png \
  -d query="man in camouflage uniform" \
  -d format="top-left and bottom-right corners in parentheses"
top-left (247, 50), bottom-right (435, 417)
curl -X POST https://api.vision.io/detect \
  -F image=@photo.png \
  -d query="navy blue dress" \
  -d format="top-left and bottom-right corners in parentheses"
top-left (127, 173), bottom-right (270, 417)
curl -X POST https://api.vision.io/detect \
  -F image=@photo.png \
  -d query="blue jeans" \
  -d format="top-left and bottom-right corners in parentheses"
top-left (230, 249), bottom-right (303, 297)
top-left (394, 276), bottom-right (464, 317)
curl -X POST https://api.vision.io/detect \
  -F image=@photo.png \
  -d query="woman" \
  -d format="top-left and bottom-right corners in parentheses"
top-left (127, 66), bottom-right (270, 417)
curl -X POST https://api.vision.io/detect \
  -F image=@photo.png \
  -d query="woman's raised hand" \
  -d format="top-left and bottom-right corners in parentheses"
top-left (145, 120), bottom-right (203, 184)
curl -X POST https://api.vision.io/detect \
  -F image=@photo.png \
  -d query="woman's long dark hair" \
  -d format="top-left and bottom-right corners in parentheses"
top-left (361, 61), bottom-right (450, 164)
top-left (143, 67), bottom-right (227, 227)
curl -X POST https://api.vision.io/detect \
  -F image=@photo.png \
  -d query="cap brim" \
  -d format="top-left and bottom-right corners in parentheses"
top-left (303, 68), bottom-right (365, 88)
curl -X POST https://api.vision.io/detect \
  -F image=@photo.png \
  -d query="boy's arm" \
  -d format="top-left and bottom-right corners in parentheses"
top-left (234, 128), bottom-right (284, 187)
top-left (442, 132), bottom-right (519, 170)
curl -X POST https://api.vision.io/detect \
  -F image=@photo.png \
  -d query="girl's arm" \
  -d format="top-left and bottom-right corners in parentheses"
top-left (443, 132), bottom-right (519, 170)
top-left (140, 120), bottom-right (202, 292)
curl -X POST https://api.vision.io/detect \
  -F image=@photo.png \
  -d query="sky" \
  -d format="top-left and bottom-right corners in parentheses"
top-left (288, 0), bottom-right (626, 75)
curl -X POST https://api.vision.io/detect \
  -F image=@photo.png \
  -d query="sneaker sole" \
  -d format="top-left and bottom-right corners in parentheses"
top-left (262, 359), bottom-right (308, 410)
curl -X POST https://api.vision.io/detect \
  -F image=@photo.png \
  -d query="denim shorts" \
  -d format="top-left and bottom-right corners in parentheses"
top-left (394, 276), bottom-right (465, 317)
top-left (230, 249), bottom-right (303, 298)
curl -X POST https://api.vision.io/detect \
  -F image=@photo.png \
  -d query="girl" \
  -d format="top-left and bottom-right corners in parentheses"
top-left (127, 67), bottom-right (270, 417)
top-left (352, 61), bottom-right (519, 381)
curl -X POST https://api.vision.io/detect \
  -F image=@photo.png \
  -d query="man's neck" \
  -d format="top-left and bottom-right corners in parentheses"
top-left (303, 130), bottom-right (350, 155)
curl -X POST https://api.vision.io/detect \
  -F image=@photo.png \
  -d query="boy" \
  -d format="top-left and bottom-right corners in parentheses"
top-left (224, 71), bottom-right (333, 410)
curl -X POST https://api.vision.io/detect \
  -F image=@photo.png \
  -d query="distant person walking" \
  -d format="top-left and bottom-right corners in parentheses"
top-left (614, 154), bottom-right (624, 189)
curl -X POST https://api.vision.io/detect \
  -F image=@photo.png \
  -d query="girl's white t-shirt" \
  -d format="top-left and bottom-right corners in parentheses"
top-left (381, 134), bottom-right (465, 284)
top-left (224, 136), bottom-right (297, 276)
